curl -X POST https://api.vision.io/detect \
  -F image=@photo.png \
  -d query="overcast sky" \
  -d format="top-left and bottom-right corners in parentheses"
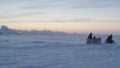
top-left (0, 0), bottom-right (120, 34)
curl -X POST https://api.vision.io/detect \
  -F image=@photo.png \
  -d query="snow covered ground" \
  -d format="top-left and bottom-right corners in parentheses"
top-left (0, 34), bottom-right (120, 68)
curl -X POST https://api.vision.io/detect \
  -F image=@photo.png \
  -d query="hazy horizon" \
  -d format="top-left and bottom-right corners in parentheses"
top-left (0, 0), bottom-right (120, 34)
top-left (0, 25), bottom-right (119, 35)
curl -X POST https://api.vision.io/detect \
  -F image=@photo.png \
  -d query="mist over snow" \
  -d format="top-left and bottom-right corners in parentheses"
top-left (0, 25), bottom-right (120, 68)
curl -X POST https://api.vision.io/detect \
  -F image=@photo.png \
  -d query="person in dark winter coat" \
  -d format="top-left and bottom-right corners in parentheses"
top-left (88, 33), bottom-right (93, 39)
top-left (105, 34), bottom-right (115, 44)
top-left (98, 37), bottom-right (101, 44)
top-left (87, 33), bottom-right (93, 44)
